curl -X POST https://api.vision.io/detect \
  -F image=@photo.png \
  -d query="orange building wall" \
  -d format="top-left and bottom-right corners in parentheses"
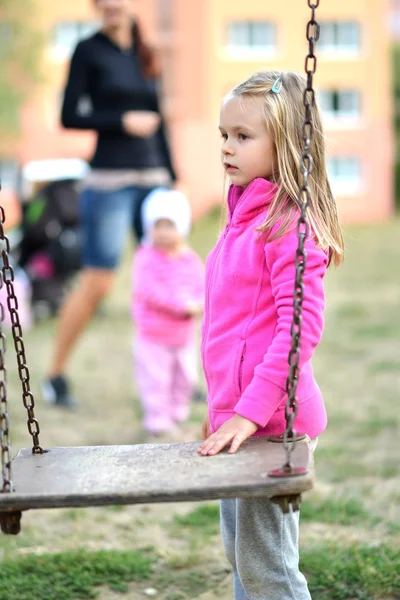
top-left (1, 0), bottom-right (394, 224)
top-left (314, 0), bottom-right (393, 222)
top-left (200, 0), bottom-right (394, 222)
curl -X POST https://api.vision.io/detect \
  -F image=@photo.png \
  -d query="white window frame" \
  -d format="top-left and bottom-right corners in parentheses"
top-left (319, 21), bottom-right (361, 57)
top-left (225, 20), bottom-right (277, 60)
top-left (50, 21), bottom-right (100, 61)
top-left (327, 157), bottom-right (362, 196)
top-left (318, 89), bottom-right (361, 128)
top-left (390, 10), bottom-right (400, 39)
top-left (0, 160), bottom-right (20, 192)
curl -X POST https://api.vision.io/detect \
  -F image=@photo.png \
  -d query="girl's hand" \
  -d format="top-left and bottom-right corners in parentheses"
top-left (197, 414), bottom-right (258, 456)
top-left (201, 412), bottom-right (210, 440)
top-left (122, 111), bottom-right (160, 137)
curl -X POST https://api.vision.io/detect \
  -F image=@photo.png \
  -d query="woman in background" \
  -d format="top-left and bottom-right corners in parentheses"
top-left (42, 0), bottom-right (177, 407)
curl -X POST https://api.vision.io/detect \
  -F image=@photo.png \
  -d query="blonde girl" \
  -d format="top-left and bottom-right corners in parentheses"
top-left (198, 71), bottom-right (344, 600)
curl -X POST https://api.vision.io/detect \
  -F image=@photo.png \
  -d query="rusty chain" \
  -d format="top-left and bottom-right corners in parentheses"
top-left (283, 0), bottom-right (320, 469)
top-left (0, 192), bottom-right (43, 491)
top-left (0, 269), bottom-right (12, 492)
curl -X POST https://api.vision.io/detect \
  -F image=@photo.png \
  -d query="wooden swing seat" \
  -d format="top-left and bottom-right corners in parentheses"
top-left (0, 437), bottom-right (313, 522)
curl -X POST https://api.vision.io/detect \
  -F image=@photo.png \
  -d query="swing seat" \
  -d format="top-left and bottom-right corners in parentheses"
top-left (0, 437), bottom-right (313, 522)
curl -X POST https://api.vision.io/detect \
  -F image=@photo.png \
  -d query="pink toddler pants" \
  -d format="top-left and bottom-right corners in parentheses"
top-left (134, 336), bottom-right (197, 433)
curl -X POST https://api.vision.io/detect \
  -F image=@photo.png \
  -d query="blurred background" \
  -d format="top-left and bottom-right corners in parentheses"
top-left (0, 0), bottom-right (397, 227)
top-left (0, 2), bottom-right (399, 600)
top-left (1, 0), bottom-right (399, 321)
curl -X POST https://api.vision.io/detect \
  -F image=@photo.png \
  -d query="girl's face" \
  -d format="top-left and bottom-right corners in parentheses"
top-left (94, 0), bottom-right (135, 29)
top-left (151, 219), bottom-right (181, 250)
top-left (219, 95), bottom-right (275, 188)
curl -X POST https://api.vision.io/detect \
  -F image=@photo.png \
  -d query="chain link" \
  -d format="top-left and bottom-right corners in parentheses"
top-left (283, 0), bottom-right (320, 468)
top-left (0, 198), bottom-right (43, 468)
top-left (0, 266), bottom-right (12, 492)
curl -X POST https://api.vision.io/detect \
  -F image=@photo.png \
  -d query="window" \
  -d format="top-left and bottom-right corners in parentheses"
top-left (226, 21), bottom-right (276, 56)
top-left (390, 8), bottom-right (400, 39)
top-left (327, 157), bottom-right (362, 195)
top-left (319, 21), bottom-right (361, 54)
top-left (51, 21), bottom-right (99, 59)
top-left (157, 0), bottom-right (174, 33)
top-left (0, 160), bottom-right (20, 192)
top-left (319, 90), bottom-right (361, 124)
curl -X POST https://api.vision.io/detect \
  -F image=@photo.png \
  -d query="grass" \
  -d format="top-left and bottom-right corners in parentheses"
top-left (151, 564), bottom-right (230, 600)
top-left (173, 504), bottom-right (220, 535)
top-left (303, 544), bottom-right (400, 600)
top-left (0, 214), bottom-right (399, 599)
top-left (368, 360), bottom-right (400, 374)
top-left (1, 541), bottom-right (399, 600)
top-left (301, 496), bottom-right (373, 526)
top-left (0, 549), bottom-right (154, 600)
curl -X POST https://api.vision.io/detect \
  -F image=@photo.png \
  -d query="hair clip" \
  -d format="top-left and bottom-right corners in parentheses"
top-left (271, 76), bottom-right (283, 94)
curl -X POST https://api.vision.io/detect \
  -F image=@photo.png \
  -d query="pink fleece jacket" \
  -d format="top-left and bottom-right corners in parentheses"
top-left (133, 245), bottom-right (204, 347)
top-left (201, 178), bottom-right (328, 439)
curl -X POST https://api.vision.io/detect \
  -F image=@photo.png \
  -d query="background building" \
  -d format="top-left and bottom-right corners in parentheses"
top-left (0, 0), bottom-right (394, 223)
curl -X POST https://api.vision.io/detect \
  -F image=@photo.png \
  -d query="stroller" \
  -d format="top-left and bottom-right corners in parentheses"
top-left (17, 160), bottom-right (88, 321)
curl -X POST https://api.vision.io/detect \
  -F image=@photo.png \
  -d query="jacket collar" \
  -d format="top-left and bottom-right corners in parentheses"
top-left (228, 178), bottom-right (278, 224)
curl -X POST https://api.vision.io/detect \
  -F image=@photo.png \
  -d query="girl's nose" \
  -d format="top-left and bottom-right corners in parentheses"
top-left (222, 141), bottom-right (234, 155)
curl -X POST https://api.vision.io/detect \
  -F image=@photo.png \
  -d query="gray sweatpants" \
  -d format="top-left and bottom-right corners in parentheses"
top-left (220, 498), bottom-right (311, 599)
top-left (220, 439), bottom-right (317, 600)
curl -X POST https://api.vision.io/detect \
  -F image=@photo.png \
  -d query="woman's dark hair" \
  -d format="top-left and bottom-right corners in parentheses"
top-left (92, 0), bottom-right (159, 78)
top-left (132, 20), bottom-right (160, 78)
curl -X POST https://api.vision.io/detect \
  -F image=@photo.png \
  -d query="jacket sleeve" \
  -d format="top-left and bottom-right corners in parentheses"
top-left (234, 230), bottom-right (328, 428)
top-left (133, 250), bottom-right (190, 317)
top-left (61, 42), bottom-right (124, 132)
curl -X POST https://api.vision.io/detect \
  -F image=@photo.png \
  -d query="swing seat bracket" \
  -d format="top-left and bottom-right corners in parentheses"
top-left (270, 494), bottom-right (302, 513)
top-left (0, 510), bottom-right (22, 535)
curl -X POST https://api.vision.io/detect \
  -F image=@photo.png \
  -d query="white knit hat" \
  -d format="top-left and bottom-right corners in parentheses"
top-left (142, 187), bottom-right (192, 239)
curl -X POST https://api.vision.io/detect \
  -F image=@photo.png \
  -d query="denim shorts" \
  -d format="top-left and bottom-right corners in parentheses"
top-left (80, 185), bottom-right (151, 269)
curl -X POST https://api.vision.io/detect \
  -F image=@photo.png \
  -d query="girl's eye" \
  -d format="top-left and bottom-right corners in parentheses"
top-left (220, 133), bottom-right (228, 141)
top-left (238, 133), bottom-right (248, 141)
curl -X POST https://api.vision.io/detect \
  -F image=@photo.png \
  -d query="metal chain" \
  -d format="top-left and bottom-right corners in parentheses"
top-left (0, 269), bottom-right (12, 492)
top-left (283, 0), bottom-right (320, 468)
top-left (0, 198), bottom-right (43, 457)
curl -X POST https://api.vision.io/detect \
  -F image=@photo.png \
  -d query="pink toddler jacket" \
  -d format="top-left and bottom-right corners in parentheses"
top-left (133, 245), bottom-right (204, 347)
top-left (201, 178), bottom-right (328, 438)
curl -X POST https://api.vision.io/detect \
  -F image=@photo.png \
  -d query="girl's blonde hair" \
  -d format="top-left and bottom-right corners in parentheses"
top-left (231, 70), bottom-right (344, 266)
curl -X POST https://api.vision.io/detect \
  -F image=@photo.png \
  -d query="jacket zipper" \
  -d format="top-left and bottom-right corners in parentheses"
top-left (238, 342), bottom-right (246, 395)
top-left (202, 183), bottom-right (254, 388)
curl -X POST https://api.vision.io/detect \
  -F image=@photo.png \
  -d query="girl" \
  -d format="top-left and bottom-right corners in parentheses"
top-left (198, 71), bottom-right (344, 599)
top-left (133, 188), bottom-right (204, 438)
top-left (42, 0), bottom-right (178, 407)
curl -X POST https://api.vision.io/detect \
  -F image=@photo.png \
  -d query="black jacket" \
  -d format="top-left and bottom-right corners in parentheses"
top-left (61, 31), bottom-right (176, 180)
